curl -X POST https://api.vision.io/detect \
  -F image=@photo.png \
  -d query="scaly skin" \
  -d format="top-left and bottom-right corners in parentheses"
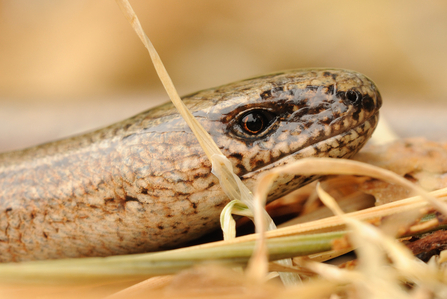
top-left (0, 69), bottom-right (382, 262)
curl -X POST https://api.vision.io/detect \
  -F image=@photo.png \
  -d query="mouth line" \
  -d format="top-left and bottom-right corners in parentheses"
top-left (241, 111), bottom-right (380, 180)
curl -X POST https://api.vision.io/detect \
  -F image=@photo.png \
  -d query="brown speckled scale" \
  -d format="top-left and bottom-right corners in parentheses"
top-left (0, 69), bottom-right (382, 262)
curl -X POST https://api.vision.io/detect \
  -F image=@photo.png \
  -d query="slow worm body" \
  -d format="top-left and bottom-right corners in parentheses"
top-left (0, 69), bottom-right (381, 262)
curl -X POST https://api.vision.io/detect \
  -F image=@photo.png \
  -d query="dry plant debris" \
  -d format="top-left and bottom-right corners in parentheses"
top-left (2, 0), bottom-right (447, 297)
top-left (100, 140), bottom-right (447, 298)
top-left (355, 138), bottom-right (447, 205)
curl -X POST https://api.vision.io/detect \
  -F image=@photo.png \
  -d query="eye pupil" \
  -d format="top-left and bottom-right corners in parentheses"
top-left (242, 112), bottom-right (265, 134)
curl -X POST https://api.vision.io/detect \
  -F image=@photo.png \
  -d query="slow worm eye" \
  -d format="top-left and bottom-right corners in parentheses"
top-left (238, 110), bottom-right (276, 135)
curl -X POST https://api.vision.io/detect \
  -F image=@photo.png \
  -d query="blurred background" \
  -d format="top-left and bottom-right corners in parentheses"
top-left (0, 0), bottom-right (446, 151)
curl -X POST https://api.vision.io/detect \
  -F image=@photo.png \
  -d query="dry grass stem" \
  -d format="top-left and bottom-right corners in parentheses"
top-left (115, 0), bottom-right (221, 159)
top-left (246, 173), bottom-right (276, 282)
top-left (114, 0), bottom-right (299, 285)
top-left (106, 275), bottom-right (173, 299)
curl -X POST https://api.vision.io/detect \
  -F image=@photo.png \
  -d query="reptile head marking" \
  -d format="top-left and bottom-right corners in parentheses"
top-left (193, 68), bottom-right (382, 199)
